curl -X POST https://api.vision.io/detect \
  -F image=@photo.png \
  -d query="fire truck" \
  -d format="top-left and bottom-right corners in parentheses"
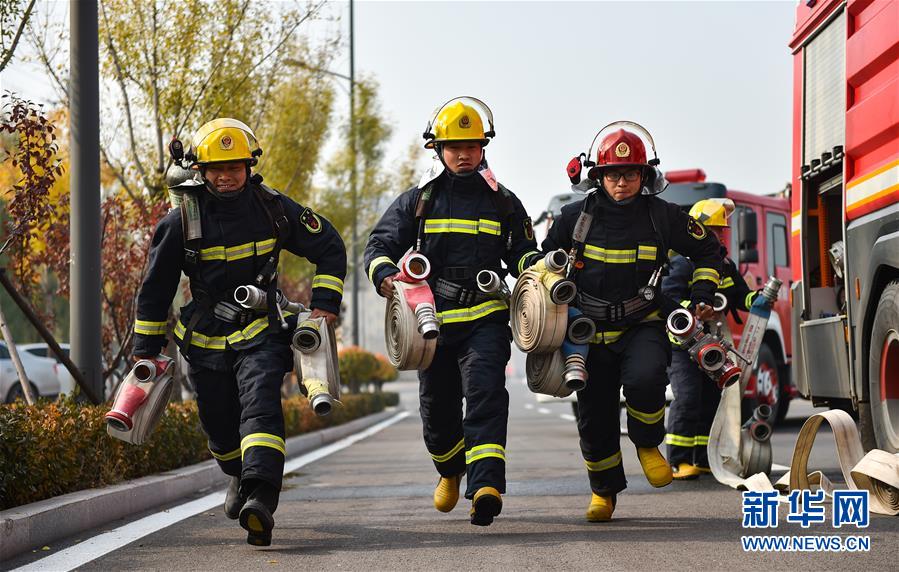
top-left (534, 169), bottom-right (795, 423)
top-left (789, 0), bottom-right (899, 451)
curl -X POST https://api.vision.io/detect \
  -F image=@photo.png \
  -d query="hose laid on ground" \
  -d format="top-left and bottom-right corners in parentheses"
top-left (740, 410), bottom-right (899, 516)
top-left (510, 257), bottom-right (570, 354)
top-left (525, 350), bottom-right (571, 398)
top-left (293, 315), bottom-right (341, 416)
top-left (386, 280), bottom-right (437, 371)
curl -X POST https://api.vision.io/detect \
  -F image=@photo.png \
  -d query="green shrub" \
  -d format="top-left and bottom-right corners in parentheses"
top-left (0, 392), bottom-right (391, 510)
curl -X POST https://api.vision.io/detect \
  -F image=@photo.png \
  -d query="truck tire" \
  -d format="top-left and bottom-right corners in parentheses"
top-left (867, 280), bottom-right (899, 453)
top-left (742, 343), bottom-right (788, 425)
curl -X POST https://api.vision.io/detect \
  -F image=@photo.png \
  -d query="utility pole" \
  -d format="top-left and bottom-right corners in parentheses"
top-left (69, 0), bottom-right (104, 400)
top-left (349, 0), bottom-right (359, 347)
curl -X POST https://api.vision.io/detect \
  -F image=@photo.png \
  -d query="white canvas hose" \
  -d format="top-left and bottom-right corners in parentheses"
top-left (385, 280), bottom-right (437, 371)
top-left (293, 315), bottom-right (341, 416)
top-left (510, 267), bottom-right (568, 354)
top-left (525, 350), bottom-right (572, 398)
top-left (106, 357), bottom-right (175, 445)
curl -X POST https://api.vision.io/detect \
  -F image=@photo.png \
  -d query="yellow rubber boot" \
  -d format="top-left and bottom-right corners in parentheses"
top-left (672, 462), bottom-right (701, 480)
top-left (470, 486), bottom-right (503, 526)
top-left (637, 447), bottom-right (673, 487)
top-left (433, 474), bottom-right (463, 513)
top-left (586, 493), bottom-right (616, 522)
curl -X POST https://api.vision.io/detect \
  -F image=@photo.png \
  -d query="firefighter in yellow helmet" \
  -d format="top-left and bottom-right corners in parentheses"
top-left (662, 198), bottom-right (761, 479)
top-left (364, 97), bottom-right (542, 525)
top-left (134, 118), bottom-right (347, 546)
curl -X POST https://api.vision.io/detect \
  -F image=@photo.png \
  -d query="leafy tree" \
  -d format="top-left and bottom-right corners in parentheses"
top-left (0, 0), bottom-right (36, 73)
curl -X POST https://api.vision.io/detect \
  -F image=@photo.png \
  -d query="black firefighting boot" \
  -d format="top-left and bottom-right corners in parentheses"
top-left (224, 476), bottom-right (245, 520)
top-left (238, 480), bottom-right (280, 546)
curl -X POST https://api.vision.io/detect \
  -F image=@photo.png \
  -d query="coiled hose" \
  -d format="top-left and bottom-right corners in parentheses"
top-left (386, 280), bottom-right (437, 370)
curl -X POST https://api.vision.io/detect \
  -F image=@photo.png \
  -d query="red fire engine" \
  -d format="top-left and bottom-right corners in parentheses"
top-left (789, 0), bottom-right (899, 451)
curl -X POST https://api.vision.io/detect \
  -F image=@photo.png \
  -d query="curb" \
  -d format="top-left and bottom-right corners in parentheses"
top-left (0, 408), bottom-right (403, 562)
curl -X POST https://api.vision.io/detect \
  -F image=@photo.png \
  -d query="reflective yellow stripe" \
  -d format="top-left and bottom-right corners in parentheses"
top-left (423, 218), bottom-right (502, 236)
top-left (173, 313), bottom-right (293, 350)
top-left (692, 267), bottom-right (720, 284)
top-left (312, 274), bottom-right (344, 295)
top-left (368, 256), bottom-right (396, 284)
top-left (583, 245), bottom-right (637, 263)
top-left (134, 319), bottom-right (167, 336)
top-left (679, 299), bottom-right (691, 308)
top-left (255, 238), bottom-right (276, 256)
top-left (745, 291), bottom-right (758, 309)
top-left (591, 330), bottom-right (625, 344)
top-left (719, 277), bottom-right (735, 289)
top-left (517, 250), bottom-right (540, 274)
top-left (637, 245), bottom-right (658, 261)
top-left (240, 433), bottom-right (286, 458)
top-left (437, 299), bottom-right (508, 324)
top-left (694, 435), bottom-right (709, 446)
top-left (478, 219), bottom-right (502, 236)
top-left (625, 403), bottom-right (665, 425)
top-left (465, 443), bottom-right (506, 464)
top-left (665, 434), bottom-right (696, 447)
top-left (199, 239), bottom-right (275, 262)
top-left (431, 438), bottom-right (465, 463)
top-left (210, 447), bottom-right (242, 462)
top-left (584, 451), bottom-right (622, 472)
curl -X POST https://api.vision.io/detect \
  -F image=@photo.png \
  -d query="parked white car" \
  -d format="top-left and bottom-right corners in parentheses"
top-left (19, 343), bottom-right (74, 396)
top-left (0, 341), bottom-right (61, 403)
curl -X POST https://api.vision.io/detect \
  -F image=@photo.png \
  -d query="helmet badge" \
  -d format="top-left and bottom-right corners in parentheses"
top-left (220, 134), bottom-right (234, 150)
top-left (615, 142), bottom-right (630, 158)
top-left (459, 115), bottom-right (471, 129)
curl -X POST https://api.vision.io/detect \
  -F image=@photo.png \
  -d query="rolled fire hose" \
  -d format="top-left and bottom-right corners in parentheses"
top-left (385, 253), bottom-right (439, 371)
top-left (739, 410), bottom-right (899, 516)
top-left (525, 350), bottom-right (571, 398)
top-left (510, 251), bottom-right (573, 354)
top-left (292, 314), bottom-right (341, 416)
top-left (106, 356), bottom-right (175, 445)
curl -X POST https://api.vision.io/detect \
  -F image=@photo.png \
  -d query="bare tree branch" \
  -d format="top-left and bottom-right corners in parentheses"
top-left (25, 19), bottom-right (69, 103)
top-left (0, 0), bottom-right (37, 72)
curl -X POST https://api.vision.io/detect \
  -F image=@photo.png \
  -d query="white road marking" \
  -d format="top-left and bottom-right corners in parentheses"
top-left (560, 414), bottom-right (576, 421)
top-left (537, 407), bottom-right (552, 415)
top-left (771, 463), bottom-right (790, 472)
top-left (524, 403), bottom-right (535, 410)
top-left (14, 411), bottom-right (411, 572)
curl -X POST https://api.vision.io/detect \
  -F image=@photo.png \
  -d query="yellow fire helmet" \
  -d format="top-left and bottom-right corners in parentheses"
top-left (689, 198), bottom-right (735, 228)
top-left (190, 118), bottom-right (262, 165)
top-left (423, 96), bottom-right (495, 149)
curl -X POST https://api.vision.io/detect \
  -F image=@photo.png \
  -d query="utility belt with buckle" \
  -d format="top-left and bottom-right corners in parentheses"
top-left (434, 278), bottom-right (494, 306)
top-left (212, 301), bottom-right (264, 327)
top-left (576, 291), bottom-right (655, 323)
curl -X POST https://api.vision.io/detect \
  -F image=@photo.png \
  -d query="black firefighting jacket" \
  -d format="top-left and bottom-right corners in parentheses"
top-left (133, 182), bottom-right (346, 370)
top-left (364, 170), bottom-right (541, 331)
top-left (662, 247), bottom-right (758, 318)
top-left (542, 189), bottom-right (722, 341)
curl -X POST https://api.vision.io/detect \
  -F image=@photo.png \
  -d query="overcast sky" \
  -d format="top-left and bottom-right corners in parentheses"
top-left (3, 0), bottom-right (797, 217)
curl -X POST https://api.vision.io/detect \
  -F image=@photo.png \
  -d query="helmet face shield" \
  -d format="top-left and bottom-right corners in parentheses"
top-left (423, 96), bottom-right (495, 149)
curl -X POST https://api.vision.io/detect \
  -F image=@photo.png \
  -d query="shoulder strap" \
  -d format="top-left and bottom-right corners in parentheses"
top-left (568, 192), bottom-right (596, 281)
top-left (252, 185), bottom-right (289, 286)
top-left (646, 196), bottom-right (670, 266)
top-left (414, 182), bottom-right (435, 252)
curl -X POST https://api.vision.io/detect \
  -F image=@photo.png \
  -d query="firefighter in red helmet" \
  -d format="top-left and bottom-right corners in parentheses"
top-left (544, 121), bottom-right (722, 521)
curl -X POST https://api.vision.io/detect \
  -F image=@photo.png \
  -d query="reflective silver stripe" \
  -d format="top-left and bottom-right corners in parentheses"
top-left (312, 274), bottom-right (344, 294)
top-left (199, 240), bottom-right (274, 262)
top-left (626, 403), bottom-right (665, 425)
top-left (584, 451), bottom-right (622, 472)
top-left (637, 245), bottom-right (658, 261)
top-left (692, 267), bottom-right (720, 284)
top-left (431, 438), bottom-right (465, 463)
top-left (478, 219), bottom-right (502, 236)
top-left (465, 443), bottom-right (506, 464)
top-left (583, 245), bottom-right (638, 263)
top-left (424, 218), bottom-right (479, 235)
top-left (255, 238), bottom-right (276, 256)
top-left (240, 432), bottom-right (286, 458)
top-left (368, 256), bottom-right (396, 284)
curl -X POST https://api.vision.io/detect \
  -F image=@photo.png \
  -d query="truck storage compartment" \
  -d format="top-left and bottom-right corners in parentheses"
top-left (798, 315), bottom-right (852, 399)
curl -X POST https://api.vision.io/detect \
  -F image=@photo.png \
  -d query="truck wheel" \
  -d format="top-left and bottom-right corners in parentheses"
top-left (742, 344), bottom-right (787, 425)
top-left (867, 280), bottom-right (899, 453)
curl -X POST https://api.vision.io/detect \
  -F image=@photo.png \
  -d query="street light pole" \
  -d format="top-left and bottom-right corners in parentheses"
top-left (349, 0), bottom-right (359, 348)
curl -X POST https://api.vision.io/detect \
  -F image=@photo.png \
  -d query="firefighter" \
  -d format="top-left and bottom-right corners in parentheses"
top-left (364, 97), bottom-right (541, 526)
top-left (663, 198), bottom-right (760, 479)
top-left (132, 118), bottom-right (346, 546)
top-left (544, 122), bottom-right (722, 521)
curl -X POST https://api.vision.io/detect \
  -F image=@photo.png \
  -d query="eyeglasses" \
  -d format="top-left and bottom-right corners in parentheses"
top-left (603, 169), bottom-right (641, 182)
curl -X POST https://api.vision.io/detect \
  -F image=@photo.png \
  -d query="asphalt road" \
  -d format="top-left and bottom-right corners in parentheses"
top-left (6, 373), bottom-right (898, 571)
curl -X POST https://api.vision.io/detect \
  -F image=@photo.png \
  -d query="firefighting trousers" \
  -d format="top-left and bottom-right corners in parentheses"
top-left (418, 320), bottom-right (511, 499)
top-left (188, 335), bottom-right (293, 491)
top-left (666, 349), bottom-right (720, 468)
top-left (576, 324), bottom-right (670, 496)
